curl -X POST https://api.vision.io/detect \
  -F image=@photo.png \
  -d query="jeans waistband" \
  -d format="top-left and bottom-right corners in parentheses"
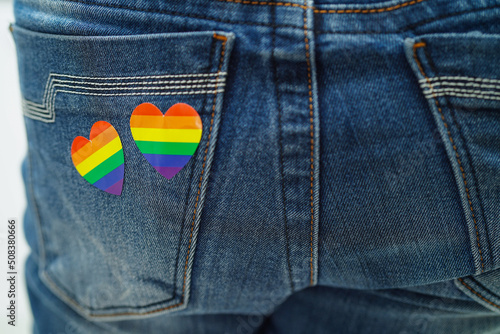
top-left (14, 0), bottom-right (500, 35)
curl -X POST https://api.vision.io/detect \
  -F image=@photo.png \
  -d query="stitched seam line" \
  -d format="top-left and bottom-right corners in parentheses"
top-left (61, 0), bottom-right (303, 29)
top-left (316, 4), bottom-right (500, 34)
top-left (423, 86), bottom-right (500, 93)
top-left (52, 89), bottom-right (224, 96)
top-left (22, 88), bottom-right (224, 121)
top-left (413, 42), bottom-right (485, 273)
top-left (419, 76), bottom-right (500, 85)
top-left (421, 88), bottom-right (500, 96)
top-left (41, 72), bottom-right (225, 106)
top-left (221, 0), bottom-right (307, 9)
top-left (47, 72), bottom-right (226, 81)
top-left (53, 0), bottom-right (500, 33)
top-left (29, 83), bottom-right (226, 92)
top-left (41, 35), bottom-right (227, 318)
top-left (58, 287), bottom-right (184, 318)
top-left (22, 72), bottom-right (227, 122)
top-left (422, 91), bottom-right (500, 100)
top-left (420, 92), bottom-right (500, 101)
top-left (94, 35), bottom-right (226, 317)
top-left (303, 2), bottom-right (315, 287)
top-left (34, 78), bottom-right (226, 87)
top-left (422, 87), bottom-right (500, 95)
top-left (183, 32), bottom-right (226, 307)
top-left (314, 0), bottom-right (425, 13)
top-left (24, 72), bottom-right (225, 110)
top-left (271, 0), bottom-right (295, 293)
top-left (22, 89), bottom-right (225, 122)
top-left (218, 0), bottom-right (426, 13)
top-left (458, 278), bottom-right (500, 310)
top-left (169, 39), bottom-right (217, 306)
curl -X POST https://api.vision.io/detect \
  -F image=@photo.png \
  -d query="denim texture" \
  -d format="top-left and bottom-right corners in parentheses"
top-left (11, 0), bottom-right (500, 332)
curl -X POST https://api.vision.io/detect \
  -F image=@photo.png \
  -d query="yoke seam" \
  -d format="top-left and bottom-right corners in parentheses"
top-left (219, 0), bottom-right (427, 14)
top-left (413, 42), bottom-right (485, 273)
top-left (302, 1), bottom-right (316, 287)
top-left (458, 278), bottom-right (500, 310)
top-left (57, 0), bottom-right (500, 33)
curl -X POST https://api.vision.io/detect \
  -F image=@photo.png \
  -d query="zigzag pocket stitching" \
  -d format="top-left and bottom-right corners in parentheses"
top-left (23, 71), bottom-right (228, 123)
top-left (419, 76), bottom-right (500, 102)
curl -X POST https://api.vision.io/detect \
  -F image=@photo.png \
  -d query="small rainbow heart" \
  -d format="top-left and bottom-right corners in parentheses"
top-left (130, 103), bottom-right (202, 179)
top-left (71, 121), bottom-right (124, 195)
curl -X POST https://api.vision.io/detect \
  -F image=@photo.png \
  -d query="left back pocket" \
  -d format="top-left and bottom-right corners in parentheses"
top-left (12, 24), bottom-right (234, 320)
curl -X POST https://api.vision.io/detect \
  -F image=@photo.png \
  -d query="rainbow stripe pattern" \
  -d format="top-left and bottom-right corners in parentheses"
top-left (71, 121), bottom-right (124, 195)
top-left (130, 103), bottom-right (203, 179)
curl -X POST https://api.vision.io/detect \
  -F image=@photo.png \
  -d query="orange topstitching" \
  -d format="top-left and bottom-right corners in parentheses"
top-left (413, 42), bottom-right (485, 273)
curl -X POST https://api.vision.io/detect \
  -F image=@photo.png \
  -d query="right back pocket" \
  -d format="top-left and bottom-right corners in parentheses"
top-left (404, 32), bottom-right (500, 310)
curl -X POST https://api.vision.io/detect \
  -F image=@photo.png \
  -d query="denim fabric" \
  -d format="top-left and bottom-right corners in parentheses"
top-left (11, 0), bottom-right (500, 332)
top-left (14, 24), bottom-right (235, 319)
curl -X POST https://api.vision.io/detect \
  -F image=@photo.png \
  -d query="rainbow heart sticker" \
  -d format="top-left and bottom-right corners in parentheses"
top-left (71, 121), bottom-right (124, 195)
top-left (130, 103), bottom-right (203, 179)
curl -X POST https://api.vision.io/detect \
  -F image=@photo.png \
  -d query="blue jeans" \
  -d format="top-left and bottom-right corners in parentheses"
top-left (11, 0), bottom-right (500, 332)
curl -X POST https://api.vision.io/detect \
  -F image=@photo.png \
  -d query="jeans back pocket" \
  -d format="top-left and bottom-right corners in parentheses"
top-left (13, 25), bottom-right (234, 320)
top-left (405, 32), bottom-right (500, 311)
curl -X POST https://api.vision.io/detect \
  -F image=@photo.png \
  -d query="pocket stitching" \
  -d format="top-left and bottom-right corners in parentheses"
top-left (87, 33), bottom-right (229, 318)
top-left (419, 76), bottom-right (500, 101)
top-left (412, 41), bottom-right (486, 273)
top-left (23, 71), bottom-right (227, 123)
top-left (457, 277), bottom-right (500, 310)
top-left (26, 31), bottom-right (233, 319)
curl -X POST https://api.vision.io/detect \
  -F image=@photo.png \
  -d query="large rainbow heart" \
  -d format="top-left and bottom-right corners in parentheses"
top-left (130, 103), bottom-right (203, 179)
top-left (71, 121), bottom-right (124, 195)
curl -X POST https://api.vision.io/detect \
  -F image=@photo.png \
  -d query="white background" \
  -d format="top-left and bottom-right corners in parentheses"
top-left (0, 0), bottom-right (34, 333)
